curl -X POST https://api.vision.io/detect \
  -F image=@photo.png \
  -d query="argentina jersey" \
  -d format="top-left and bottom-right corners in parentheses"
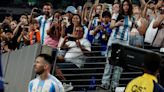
top-left (35, 15), bottom-right (53, 44)
top-left (28, 74), bottom-right (64, 92)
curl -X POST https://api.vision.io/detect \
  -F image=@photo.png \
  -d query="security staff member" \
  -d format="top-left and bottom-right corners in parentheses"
top-left (125, 52), bottom-right (164, 92)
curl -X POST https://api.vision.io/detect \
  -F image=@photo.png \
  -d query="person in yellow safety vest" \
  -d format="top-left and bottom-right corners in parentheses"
top-left (125, 52), bottom-right (164, 92)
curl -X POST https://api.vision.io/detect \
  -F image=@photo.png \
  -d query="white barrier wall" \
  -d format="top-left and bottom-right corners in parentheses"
top-left (1, 44), bottom-right (52, 92)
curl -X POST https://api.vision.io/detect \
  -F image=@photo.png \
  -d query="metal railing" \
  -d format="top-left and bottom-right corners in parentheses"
top-left (52, 45), bottom-right (144, 92)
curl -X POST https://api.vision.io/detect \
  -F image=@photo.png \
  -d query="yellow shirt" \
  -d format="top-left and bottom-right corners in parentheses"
top-left (125, 73), bottom-right (158, 92)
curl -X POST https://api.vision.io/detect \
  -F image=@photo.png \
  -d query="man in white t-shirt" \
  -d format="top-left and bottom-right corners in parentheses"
top-left (59, 26), bottom-right (91, 68)
top-left (56, 26), bottom-right (91, 91)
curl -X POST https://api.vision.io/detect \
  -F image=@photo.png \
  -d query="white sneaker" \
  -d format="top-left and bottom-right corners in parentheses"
top-left (63, 82), bottom-right (74, 92)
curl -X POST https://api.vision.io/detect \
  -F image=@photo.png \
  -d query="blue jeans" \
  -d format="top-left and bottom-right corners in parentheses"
top-left (102, 40), bottom-right (125, 89)
top-left (129, 34), bottom-right (144, 47)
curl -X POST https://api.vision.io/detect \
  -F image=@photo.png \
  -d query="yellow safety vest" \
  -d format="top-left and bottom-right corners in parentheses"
top-left (125, 73), bottom-right (158, 92)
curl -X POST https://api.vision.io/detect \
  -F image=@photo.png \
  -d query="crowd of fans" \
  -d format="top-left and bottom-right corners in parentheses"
top-left (0, 0), bottom-right (163, 53)
top-left (0, 0), bottom-right (164, 91)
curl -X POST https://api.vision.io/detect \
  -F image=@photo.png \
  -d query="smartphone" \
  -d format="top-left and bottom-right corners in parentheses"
top-left (87, 7), bottom-right (91, 10)
top-left (33, 9), bottom-right (42, 14)
top-left (52, 18), bottom-right (59, 24)
top-left (67, 36), bottom-right (77, 41)
top-left (98, 22), bottom-right (101, 25)
top-left (117, 14), bottom-right (125, 21)
top-left (62, 17), bottom-right (68, 23)
top-left (23, 26), bottom-right (29, 32)
top-left (62, 16), bottom-right (70, 27)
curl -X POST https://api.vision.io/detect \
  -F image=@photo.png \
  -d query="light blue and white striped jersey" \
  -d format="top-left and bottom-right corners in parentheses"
top-left (35, 15), bottom-right (53, 44)
top-left (28, 74), bottom-right (64, 92)
top-left (108, 15), bottom-right (133, 46)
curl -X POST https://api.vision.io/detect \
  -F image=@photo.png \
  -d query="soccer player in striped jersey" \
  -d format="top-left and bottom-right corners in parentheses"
top-left (28, 54), bottom-right (64, 92)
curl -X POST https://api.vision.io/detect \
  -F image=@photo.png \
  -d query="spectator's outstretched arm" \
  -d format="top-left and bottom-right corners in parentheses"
top-left (76, 40), bottom-right (89, 52)
top-left (110, 19), bottom-right (123, 29)
top-left (60, 21), bottom-right (67, 37)
top-left (156, 0), bottom-right (163, 9)
top-left (137, 18), bottom-right (148, 35)
top-left (88, 4), bottom-right (96, 21)
top-left (47, 21), bottom-right (61, 39)
top-left (152, 0), bottom-right (164, 28)
top-left (154, 0), bottom-right (163, 15)
top-left (29, 7), bottom-right (38, 23)
top-left (139, 0), bottom-right (146, 8)
top-left (110, 5), bottom-right (120, 29)
top-left (87, 4), bottom-right (97, 30)
top-left (0, 32), bottom-right (7, 41)
top-left (81, 4), bottom-right (87, 25)
top-left (110, 19), bottom-right (117, 29)
top-left (99, 3), bottom-right (104, 19)
top-left (17, 31), bottom-right (29, 43)
top-left (142, 0), bottom-right (151, 18)
top-left (13, 22), bottom-right (22, 36)
top-left (92, 25), bottom-right (103, 36)
top-left (87, 20), bottom-right (92, 31)
top-left (17, 34), bottom-right (22, 43)
top-left (60, 36), bottom-right (68, 49)
top-left (23, 34), bottom-right (30, 43)
top-left (153, 15), bottom-right (164, 28)
top-left (76, 39), bottom-right (91, 56)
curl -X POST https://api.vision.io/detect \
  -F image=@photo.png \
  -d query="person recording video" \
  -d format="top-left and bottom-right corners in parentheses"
top-left (57, 26), bottom-right (91, 68)
top-left (56, 26), bottom-right (91, 90)
top-left (44, 17), bottom-right (60, 48)
top-left (34, 2), bottom-right (54, 44)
